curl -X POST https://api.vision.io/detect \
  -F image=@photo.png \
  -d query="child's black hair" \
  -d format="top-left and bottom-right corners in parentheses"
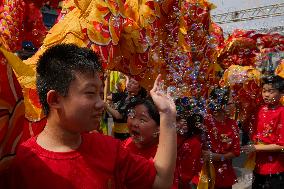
top-left (127, 97), bottom-right (160, 125)
top-left (175, 97), bottom-right (203, 138)
top-left (36, 43), bottom-right (102, 115)
top-left (185, 113), bottom-right (203, 138)
top-left (262, 75), bottom-right (284, 92)
top-left (208, 87), bottom-right (230, 111)
top-left (137, 87), bottom-right (148, 98)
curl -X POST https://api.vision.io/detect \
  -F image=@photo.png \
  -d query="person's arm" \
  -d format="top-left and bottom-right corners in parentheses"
top-left (104, 102), bottom-right (123, 120)
top-left (242, 144), bottom-right (284, 153)
top-left (255, 144), bottom-right (284, 151)
top-left (202, 150), bottom-right (237, 161)
top-left (150, 75), bottom-right (177, 189)
top-left (106, 94), bottom-right (112, 101)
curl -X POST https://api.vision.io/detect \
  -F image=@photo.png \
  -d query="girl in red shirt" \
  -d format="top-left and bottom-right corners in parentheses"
top-left (174, 97), bottom-right (203, 189)
top-left (123, 97), bottom-right (160, 159)
top-left (124, 97), bottom-right (203, 189)
top-left (193, 87), bottom-right (240, 189)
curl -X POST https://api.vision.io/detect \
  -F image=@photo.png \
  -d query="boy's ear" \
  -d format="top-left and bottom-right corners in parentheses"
top-left (156, 127), bottom-right (160, 133)
top-left (46, 90), bottom-right (61, 109)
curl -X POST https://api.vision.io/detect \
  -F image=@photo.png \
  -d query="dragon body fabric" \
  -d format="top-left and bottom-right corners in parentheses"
top-left (0, 0), bottom-right (59, 167)
top-left (3, 1), bottom-right (223, 119)
top-left (219, 30), bottom-right (284, 127)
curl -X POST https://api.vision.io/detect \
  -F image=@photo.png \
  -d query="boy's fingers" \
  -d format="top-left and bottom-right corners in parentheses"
top-left (151, 74), bottom-right (161, 92)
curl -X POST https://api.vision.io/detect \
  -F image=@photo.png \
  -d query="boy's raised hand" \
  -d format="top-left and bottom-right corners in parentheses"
top-left (150, 74), bottom-right (176, 117)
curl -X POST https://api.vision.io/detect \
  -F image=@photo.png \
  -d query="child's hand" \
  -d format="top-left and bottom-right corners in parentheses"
top-left (202, 150), bottom-right (213, 161)
top-left (241, 144), bottom-right (256, 154)
top-left (103, 101), bottom-right (109, 109)
top-left (150, 74), bottom-right (176, 116)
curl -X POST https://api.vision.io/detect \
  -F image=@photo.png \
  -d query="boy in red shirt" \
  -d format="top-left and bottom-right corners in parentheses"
top-left (5, 44), bottom-right (177, 189)
top-left (242, 75), bottom-right (284, 189)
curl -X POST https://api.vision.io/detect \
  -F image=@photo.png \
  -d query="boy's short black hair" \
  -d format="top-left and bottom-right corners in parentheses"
top-left (175, 97), bottom-right (192, 120)
top-left (137, 87), bottom-right (148, 98)
top-left (175, 97), bottom-right (203, 137)
top-left (262, 75), bottom-right (284, 92)
top-left (36, 44), bottom-right (102, 115)
top-left (127, 97), bottom-right (160, 125)
top-left (208, 87), bottom-right (230, 111)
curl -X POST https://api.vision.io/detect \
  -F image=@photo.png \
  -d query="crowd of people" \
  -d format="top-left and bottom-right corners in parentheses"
top-left (107, 70), bottom-right (284, 189)
top-left (1, 43), bottom-right (283, 189)
top-left (103, 63), bottom-right (284, 189)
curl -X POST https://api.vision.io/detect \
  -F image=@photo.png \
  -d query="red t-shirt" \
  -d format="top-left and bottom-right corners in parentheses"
top-left (253, 105), bottom-right (284, 175)
top-left (193, 115), bottom-right (240, 188)
top-left (172, 135), bottom-right (202, 189)
top-left (123, 136), bottom-right (202, 189)
top-left (6, 133), bottom-right (156, 189)
top-left (122, 138), bottom-right (157, 160)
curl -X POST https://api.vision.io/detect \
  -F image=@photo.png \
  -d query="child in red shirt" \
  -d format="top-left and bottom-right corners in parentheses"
top-left (123, 97), bottom-right (160, 159)
top-left (193, 87), bottom-right (240, 189)
top-left (5, 44), bottom-right (177, 189)
top-left (242, 75), bottom-right (284, 189)
top-left (174, 97), bottom-right (203, 189)
top-left (123, 97), bottom-right (203, 189)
